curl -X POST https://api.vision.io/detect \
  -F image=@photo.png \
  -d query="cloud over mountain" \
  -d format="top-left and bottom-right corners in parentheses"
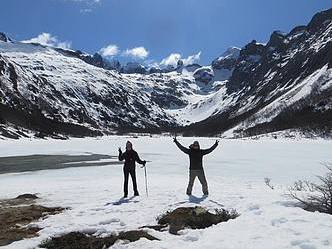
top-left (22, 33), bottom-right (71, 49)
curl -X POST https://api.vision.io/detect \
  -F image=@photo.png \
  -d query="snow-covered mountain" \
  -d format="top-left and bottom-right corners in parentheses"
top-left (0, 8), bottom-right (331, 139)
top-left (182, 8), bottom-right (332, 137)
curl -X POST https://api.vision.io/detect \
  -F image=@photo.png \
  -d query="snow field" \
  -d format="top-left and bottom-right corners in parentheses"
top-left (0, 136), bottom-right (331, 249)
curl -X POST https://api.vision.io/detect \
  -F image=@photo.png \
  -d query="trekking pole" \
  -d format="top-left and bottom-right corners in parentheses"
top-left (141, 161), bottom-right (151, 197)
top-left (144, 165), bottom-right (148, 197)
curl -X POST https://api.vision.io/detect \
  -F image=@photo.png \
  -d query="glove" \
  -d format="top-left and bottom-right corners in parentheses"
top-left (173, 137), bottom-right (177, 143)
top-left (143, 160), bottom-right (147, 166)
top-left (215, 140), bottom-right (219, 145)
top-left (118, 147), bottom-right (122, 153)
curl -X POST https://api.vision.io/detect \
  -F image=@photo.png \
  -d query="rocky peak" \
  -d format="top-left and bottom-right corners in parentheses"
top-left (0, 32), bottom-right (11, 42)
top-left (222, 47), bottom-right (241, 60)
top-left (288, 25), bottom-right (307, 36)
top-left (240, 40), bottom-right (265, 57)
top-left (212, 47), bottom-right (240, 70)
top-left (121, 62), bottom-right (147, 74)
top-left (106, 59), bottom-right (121, 71)
top-left (176, 59), bottom-right (184, 73)
top-left (266, 31), bottom-right (287, 52)
top-left (307, 8), bottom-right (332, 32)
top-left (177, 59), bottom-right (184, 68)
top-left (92, 53), bottom-right (104, 67)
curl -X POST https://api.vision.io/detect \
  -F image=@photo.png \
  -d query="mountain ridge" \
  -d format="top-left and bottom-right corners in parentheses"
top-left (0, 8), bottom-right (331, 139)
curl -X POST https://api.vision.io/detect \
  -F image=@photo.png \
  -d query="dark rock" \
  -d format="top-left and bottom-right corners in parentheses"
top-left (140, 224), bottom-right (168, 232)
top-left (240, 40), bottom-right (265, 57)
top-left (307, 8), bottom-right (332, 32)
top-left (193, 67), bottom-right (214, 84)
top-left (184, 63), bottom-right (202, 72)
top-left (40, 230), bottom-right (158, 249)
top-left (157, 206), bottom-right (239, 235)
top-left (288, 25), bottom-right (307, 37)
top-left (267, 31), bottom-right (287, 52)
top-left (0, 197), bottom-right (65, 246)
top-left (121, 62), bottom-right (147, 74)
top-left (0, 32), bottom-right (11, 42)
top-left (106, 59), bottom-right (121, 71)
top-left (177, 59), bottom-right (184, 68)
top-left (149, 67), bottom-right (163, 74)
top-left (15, 194), bottom-right (39, 199)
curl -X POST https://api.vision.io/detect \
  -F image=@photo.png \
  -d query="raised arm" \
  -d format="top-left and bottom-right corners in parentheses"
top-left (201, 140), bottom-right (219, 155)
top-left (118, 148), bottom-right (125, 161)
top-left (173, 137), bottom-right (190, 154)
top-left (134, 151), bottom-right (146, 165)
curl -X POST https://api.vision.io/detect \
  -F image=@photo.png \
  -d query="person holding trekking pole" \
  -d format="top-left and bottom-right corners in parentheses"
top-left (118, 141), bottom-right (146, 198)
top-left (173, 137), bottom-right (219, 196)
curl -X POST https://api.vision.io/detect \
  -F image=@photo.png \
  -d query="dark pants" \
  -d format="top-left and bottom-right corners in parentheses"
top-left (123, 167), bottom-right (138, 195)
top-left (187, 170), bottom-right (209, 195)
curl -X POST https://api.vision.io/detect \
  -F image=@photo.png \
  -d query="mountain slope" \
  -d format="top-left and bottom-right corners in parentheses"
top-left (0, 42), bottom-right (180, 137)
top-left (0, 42), bottom-right (212, 138)
top-left (182, 8), bottom-right (332, 137)
top-left (0, 8), bottom-right (331, 139)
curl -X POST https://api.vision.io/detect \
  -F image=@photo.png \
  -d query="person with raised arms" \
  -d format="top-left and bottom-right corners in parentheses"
top-left (173, 137), bottom-right (219, 196)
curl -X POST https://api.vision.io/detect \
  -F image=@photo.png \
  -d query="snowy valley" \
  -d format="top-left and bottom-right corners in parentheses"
top-left (0, 8), bottom-right (331, 139)
top-left (1, 2), bottom-right (332, 249)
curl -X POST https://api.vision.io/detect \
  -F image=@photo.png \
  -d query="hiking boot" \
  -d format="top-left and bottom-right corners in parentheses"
top-left (134, 191), bottom-right (139, 196)
top-left (186, 191), bottom-right (192, 196)
top-left (123, 193), bottom-right (128, 198)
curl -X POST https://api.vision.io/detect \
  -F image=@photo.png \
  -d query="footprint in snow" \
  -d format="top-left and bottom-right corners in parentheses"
top-left (291, 240), bottom-right (317, 249)
top-left (98, 218), bottom-right (121, 225)
top-left (271, 217), bottom-right (288, 226)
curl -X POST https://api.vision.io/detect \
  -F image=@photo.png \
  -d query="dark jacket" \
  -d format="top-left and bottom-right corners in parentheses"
top-left (175, 140), bottom-right (218, 170)
top-left (119, 150), bottom-right (145, 169)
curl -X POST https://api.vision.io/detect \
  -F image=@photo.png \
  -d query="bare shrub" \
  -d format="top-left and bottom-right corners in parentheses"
top-left (290, 180), bottom-right (315, 192)
top-left (289, 163), bottom-right (332, 214)
top-left (264, 177), bottom-right (274, 189)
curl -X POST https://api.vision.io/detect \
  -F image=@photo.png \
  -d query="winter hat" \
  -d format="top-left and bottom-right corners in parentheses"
top-left (193, 141), bottom-right (199, 146)
top-left (126, 141), bottom-right (133, 149)
top-left (190, 141), bottom-right (200, 149)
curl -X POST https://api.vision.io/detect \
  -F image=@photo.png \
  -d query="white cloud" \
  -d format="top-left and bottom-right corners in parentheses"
top-left (160, 51), bottom-right (201, 67)
top-left (22, 33), bottom-right (71, 49)
top-left (124, 46), bottom-right (149, 59)
top-left (60, 0), bottom-right (101, 13)
top-left (183, 52), bottom-right (201, 65)
top-left (160, 53), bottom-right (181, 67)
top-left (57, 41), bottom-right (72, 49)
top-left (100, 44), bottom-right (119, 57)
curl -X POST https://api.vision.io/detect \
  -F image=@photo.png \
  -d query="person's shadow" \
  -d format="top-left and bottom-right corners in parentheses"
top-left (188, 195), bottom-right (208, 204)
top-left (105, 196), bottom-right (138, 206)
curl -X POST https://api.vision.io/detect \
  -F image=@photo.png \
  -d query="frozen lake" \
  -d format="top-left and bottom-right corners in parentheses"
top-left (0, 136), bottom-right (330, 182)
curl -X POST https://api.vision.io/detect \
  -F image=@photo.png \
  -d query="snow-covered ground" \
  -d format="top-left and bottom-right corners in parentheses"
top-left (0, 136), bottom-right (332, 249)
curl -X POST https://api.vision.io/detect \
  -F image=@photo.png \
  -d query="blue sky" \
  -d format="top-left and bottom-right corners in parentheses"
top-left (1, 0), bottom-right (331, 66)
